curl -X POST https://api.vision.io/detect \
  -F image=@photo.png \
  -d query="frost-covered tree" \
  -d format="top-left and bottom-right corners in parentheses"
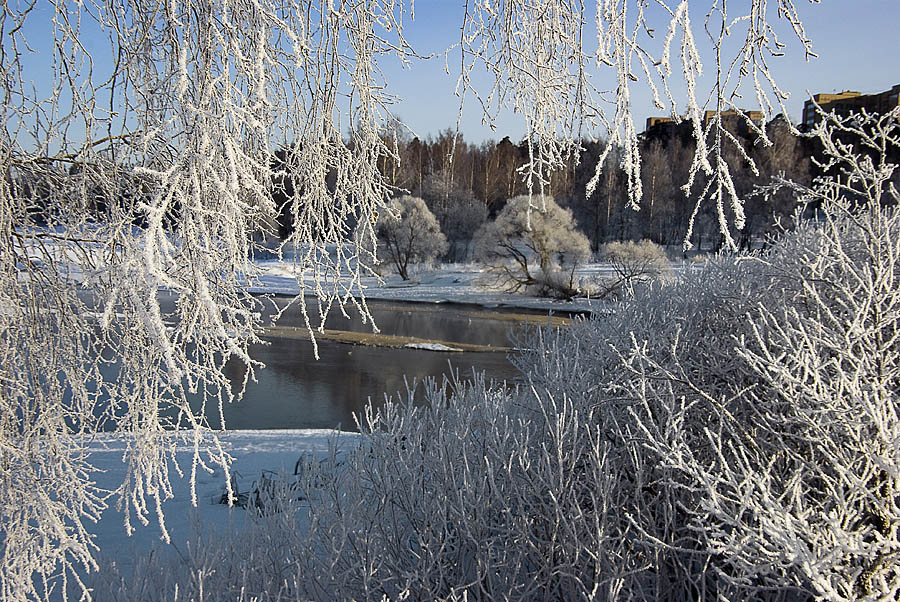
top-left (473, 195), bottom-right (591, 296)
top-left (0, 0), bottom-right (829, 598)
top-left (596, 239), bottom-right (672, 297)
top-left (1, 2), bottom-right (410, 599)
top-left (376, 195), bottom-right (448, 280)
top-left (519, 107), bottom-right (900, 601)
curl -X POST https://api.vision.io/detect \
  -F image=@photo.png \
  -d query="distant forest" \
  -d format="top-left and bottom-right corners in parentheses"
top-left (19, 114), bottom-right (894, 260)
top-left (274, 116), bottom-right (818, 259)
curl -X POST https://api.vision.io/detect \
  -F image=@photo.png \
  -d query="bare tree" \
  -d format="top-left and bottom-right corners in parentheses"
top-left (376, 195), bottom-right (448, 280)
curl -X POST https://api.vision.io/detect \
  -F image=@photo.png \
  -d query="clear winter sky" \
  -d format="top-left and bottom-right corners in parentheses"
top-left (12, 1), bottom-right (900, 145)
top-left (387, 0), bottom-right (900, 143)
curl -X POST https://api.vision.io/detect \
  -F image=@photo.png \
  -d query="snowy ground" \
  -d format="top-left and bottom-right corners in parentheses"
top-left (85, 429), bottom-right (356, 583)
top-left (247, 258), bottom-right (655, 314)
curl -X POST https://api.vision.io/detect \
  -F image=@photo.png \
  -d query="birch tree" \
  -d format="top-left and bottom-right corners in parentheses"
top-left (2, 2), bottom-right (411, 599)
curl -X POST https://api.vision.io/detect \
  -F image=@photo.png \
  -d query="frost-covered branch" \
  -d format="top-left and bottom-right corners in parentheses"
top-left (1, 1), bottom-right (413, 599)
top-left (0, 1), bottom-right (832, 598)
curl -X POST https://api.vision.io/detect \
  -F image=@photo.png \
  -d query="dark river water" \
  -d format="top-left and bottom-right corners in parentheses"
top-left (156, 294), bottom-right (560, 431)
top-left (215, 299), bottom-right (524, 430)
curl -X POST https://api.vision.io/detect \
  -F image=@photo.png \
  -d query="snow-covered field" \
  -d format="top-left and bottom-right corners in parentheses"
top-left (248, 258), bottom-right (667, 314)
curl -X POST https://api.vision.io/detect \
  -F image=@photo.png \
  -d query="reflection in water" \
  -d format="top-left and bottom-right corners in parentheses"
top-left (261, 297), bottom-right (558, 348)
top-left (218, 337), bottom-right (520, 431)
top-left (87, 292), bottom-right (560, 431)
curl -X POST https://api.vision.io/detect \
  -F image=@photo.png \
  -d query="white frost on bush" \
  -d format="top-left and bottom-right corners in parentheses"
top-left (376, 195), bottom-right (449, 281)
top-left (92, 109), bottom-right (900, 601)
top-left (474, 195), bottom-right (591, 298)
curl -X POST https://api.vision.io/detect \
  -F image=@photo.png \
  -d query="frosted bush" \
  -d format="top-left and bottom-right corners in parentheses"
top-left (90, 372), bottom-right (651, 601)
top-left (376, 195), bottom-right (448, 280)
top-left (595, 239), bottom-right (673, 297)
top-left (517, 108), bottom-right (900, 600)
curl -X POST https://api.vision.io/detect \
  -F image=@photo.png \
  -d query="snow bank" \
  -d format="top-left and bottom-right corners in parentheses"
top-left (85, 429), bottom-right (356, 579)
top-left (403, 342), bottom-right (463, 352)
top-left (249, 260), bottom-right (605, 313)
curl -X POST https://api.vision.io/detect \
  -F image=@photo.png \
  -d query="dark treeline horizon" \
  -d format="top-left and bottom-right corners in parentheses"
top-left (351, 117), bottom-right (816, 256)
top-left (14, 117), bottom-right (828, 259)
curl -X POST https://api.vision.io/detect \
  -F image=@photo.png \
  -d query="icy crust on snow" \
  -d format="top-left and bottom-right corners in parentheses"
top-left (403, 342), bottom-right (463, 352)
top-left (85, 430), bottom-right (357, 577)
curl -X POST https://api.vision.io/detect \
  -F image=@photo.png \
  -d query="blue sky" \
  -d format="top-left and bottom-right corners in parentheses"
top-left (385, 0), bottom-right (900, 143)
top-left (12, 1), bottom-right (900, 145)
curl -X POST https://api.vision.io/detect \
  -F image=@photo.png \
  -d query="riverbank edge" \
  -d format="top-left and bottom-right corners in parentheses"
top-left (257, 294), bottom-right (585, 351)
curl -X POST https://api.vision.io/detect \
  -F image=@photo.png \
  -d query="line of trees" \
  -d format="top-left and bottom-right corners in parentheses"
top-left (10, 117), bottom-right (815, 261)
top-left (345, 117), bottom-right (814, 257)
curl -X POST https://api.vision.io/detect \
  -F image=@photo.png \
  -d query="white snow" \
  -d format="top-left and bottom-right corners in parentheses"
top-left (249, 259), bottom-right (625, 313)
top-left (85, 429), bottom-right (356, 578)
top-left (403, 342), bottom-right (463, 352)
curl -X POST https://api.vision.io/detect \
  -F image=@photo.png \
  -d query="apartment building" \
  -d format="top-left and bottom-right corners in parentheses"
top-left (644, 109), bottom-right (764, 135)
top-left (802, 84), bottom-right (900, 130)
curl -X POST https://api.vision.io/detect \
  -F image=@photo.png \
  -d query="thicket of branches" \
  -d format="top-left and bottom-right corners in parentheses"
top-left (2, 2), bottom-right (410, 599)
top-left (0, 0), bottom-right (856, 599)
top-left (89, 108), bottom-right (900, 601)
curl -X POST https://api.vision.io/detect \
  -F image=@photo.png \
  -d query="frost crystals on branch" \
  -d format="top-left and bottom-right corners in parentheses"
top-left (458, 1), bottom-right (815, 248)
top-left (458, 0), bottom-right (599, 222)
top-left (1, 2), bottom-right (412, 600)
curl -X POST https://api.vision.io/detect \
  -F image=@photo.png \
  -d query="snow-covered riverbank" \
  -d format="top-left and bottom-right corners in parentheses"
top-left (85, 430), bottom-right (356, 584)
top-left (249, 259), bottom-right (620, 314)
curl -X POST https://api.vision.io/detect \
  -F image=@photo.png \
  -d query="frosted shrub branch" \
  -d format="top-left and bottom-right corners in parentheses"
top-left (458, 0), bottom-right (599, 220)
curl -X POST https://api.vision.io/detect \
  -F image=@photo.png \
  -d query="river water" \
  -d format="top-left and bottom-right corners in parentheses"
top-left (189, 296), bottom-right (560, 430)
top-left (79, 292), bottom-right (565, 431)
